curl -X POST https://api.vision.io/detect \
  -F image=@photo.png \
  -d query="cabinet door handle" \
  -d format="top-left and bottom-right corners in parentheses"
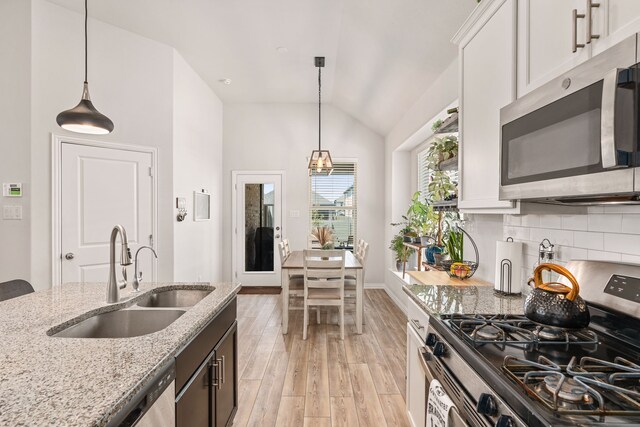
top-left (586, 0), bottom-right (600, 43)
top-left (410, 318), bottom-right (424, 330)
top-left (221, 355), bottom-right (226, 385)
top-left (572, 9), bottom-right (586, 53)
top-left (209, 360), bottom-right (219, 388)
top-left (216, 358), bottom-right (223, 390)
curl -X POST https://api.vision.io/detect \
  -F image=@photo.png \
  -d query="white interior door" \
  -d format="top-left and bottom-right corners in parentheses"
top-left (60, 142), bottom-right (155, 284)
top-left (233, 173), bottom-right (283, 286)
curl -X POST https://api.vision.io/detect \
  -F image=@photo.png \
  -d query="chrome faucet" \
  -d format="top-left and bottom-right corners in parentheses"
top-left (106, 225), bottom-right (133, 303)
top-left (133, 245), bottom-right (158, 292)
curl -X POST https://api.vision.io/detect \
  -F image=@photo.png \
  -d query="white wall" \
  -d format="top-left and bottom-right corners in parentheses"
top-left (30, 0), bottom-right (175, 289)
top-left (384, 59), bottom-right (460, 308)
top-left (223, 104), bottom-right (385, 284)
top-left (172, 52), bottom-right (224, 282)
top-left (0, 0), bottom-right (31, 283)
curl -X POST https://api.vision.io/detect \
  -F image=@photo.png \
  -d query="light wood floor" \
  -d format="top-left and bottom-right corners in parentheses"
top-left (233, 289), bottom-right (410, 427)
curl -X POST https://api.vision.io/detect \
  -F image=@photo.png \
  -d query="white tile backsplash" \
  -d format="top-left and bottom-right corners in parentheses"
top-left (573, 231), bottom-right (604, 251)
top-left (560, 215), bottom-right (588, 231)
top-left (468, 207), bottom-right (640, 286)
top-left (603, 233), bottom-right (640, 256)
top-left (587, 250), bottom-right (622, 262)
top-left (539, 215), bottom-right (562, 229)
top-left (621, 214), bottom-right (640, 234)
top-left (588, 214), bottom-right (622, 233)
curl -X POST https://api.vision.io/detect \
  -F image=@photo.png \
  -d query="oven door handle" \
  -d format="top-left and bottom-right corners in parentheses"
top-left (601, 68), bottom-right (623, 169)
top-left (418, 346), bottom-right (433, 379)
top-left (419, 347), bottom-right (472, 427)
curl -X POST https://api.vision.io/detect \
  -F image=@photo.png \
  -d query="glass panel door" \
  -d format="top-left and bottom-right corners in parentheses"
top-left (234, 173), bottom-right (282, 286)
top-left (244, 183), bottom-right (275, 272)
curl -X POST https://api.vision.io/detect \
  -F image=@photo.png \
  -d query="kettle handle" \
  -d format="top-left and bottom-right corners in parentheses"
top-left (529, 263), bottom-right (580, 301)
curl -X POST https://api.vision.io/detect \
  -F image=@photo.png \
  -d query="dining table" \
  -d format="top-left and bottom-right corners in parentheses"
top-left (280, 250), bottom-right (364, 334)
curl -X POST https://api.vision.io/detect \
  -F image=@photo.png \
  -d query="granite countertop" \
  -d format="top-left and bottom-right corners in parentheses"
top-left (403, 271), bottom-right (525, 316)
top-left (0, 281), bottom-right (240, 426)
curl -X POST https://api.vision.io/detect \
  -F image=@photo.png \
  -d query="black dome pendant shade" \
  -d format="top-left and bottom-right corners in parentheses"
top-left (56, 0), bottom-right (114, 135)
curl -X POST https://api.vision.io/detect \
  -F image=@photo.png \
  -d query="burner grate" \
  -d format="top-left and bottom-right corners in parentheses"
top-left (448, 314), bottom-right (599, 347)
top-left (503, 355), bottom-right (640, 417)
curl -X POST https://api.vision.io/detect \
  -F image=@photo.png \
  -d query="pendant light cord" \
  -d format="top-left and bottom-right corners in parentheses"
top-left (318, 65), bottom-right (322, 151)
top-left (84, 0), bottom-right (88, 83)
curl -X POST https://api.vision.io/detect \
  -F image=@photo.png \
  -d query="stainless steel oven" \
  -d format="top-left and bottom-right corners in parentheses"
top-left (500, 33), bottom-right (640, 204)
top-left (420, 325), bottom-right (527, 427)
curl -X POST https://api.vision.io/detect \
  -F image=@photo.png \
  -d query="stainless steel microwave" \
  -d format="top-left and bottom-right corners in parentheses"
top-left (499, 34), bottom-right (640, 205)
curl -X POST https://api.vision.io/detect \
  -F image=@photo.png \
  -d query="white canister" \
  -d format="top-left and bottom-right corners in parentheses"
top-left (494, 237), bottom-right (523, 294)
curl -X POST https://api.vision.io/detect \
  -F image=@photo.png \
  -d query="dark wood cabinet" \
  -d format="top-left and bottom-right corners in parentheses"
top-left (175, 297), bottom-right (238, 427)
top-left (213, 323), bottom-right (237, 427)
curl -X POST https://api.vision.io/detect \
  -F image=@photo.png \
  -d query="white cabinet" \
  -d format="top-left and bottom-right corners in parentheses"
top-left (406, 297), bottom-right (429, 427)
top-left (454, 0), bottom-right (519, 213)
top-left (593, 0), bottom-right (640, 54)
top-left (406, 325), bottom-right (426, 427)
top-left (517, 0), bottom-right (591, 96)
top-left (518, 0), bottom-right (640, 94)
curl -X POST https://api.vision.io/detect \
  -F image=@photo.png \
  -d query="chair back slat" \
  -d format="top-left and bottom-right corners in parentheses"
top-left (278, 241), bottom-right (288, 264)
top-left (283, 238), bottom-right (292, 257)
top-left (303, 250), bottom-right (345, 290)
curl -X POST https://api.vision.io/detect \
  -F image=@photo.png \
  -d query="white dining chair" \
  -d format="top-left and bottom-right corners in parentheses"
top-left (279, 241), bottom-right (317, 316)
top-left (303, 249), bottom-right (346, 340)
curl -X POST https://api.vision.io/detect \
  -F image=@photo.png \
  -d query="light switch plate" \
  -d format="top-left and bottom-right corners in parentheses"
top-left (3, 205), bottom-right (22, 220)
top-left (290, 210), bottom-right (300, 218)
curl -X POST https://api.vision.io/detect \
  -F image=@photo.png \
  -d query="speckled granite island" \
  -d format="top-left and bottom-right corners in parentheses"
top-left (402, 270), bottom-right (525, 316)
top-left (0, 281), bottom-right (240, 426)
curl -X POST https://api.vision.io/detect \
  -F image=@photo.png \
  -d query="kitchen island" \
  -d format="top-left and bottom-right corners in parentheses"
top-left (0, 281), bottom-right (240, 426)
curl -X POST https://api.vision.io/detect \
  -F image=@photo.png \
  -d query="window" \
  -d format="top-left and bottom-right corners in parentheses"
top-left (417, 148), bottom-right (430, 197)
top-left (309, 162), bottom-right (357, 250)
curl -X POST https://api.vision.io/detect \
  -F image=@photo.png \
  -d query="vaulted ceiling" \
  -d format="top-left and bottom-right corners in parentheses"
top-left (46, 0), bottom-right (475, 135)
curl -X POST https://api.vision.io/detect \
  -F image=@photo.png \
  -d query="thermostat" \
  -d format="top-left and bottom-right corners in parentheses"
top-left (3, 183), bottom-right (22, 197)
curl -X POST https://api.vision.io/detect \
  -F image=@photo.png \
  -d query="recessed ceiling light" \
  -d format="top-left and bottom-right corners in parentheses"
top-left (220, 78), bottom-right (232, 85)
top-left (276, 47), bottom-right (288, 54)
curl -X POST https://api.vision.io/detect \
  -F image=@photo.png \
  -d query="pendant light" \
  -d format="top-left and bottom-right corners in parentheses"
top-left (308, 56), bottom-right (333, 175)
top-left (56, 0), bottom-right (114, 135)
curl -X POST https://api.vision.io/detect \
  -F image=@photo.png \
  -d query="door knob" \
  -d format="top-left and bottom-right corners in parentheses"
top-left (275, 234), bottom-right (281, 239)
top-left (64, 252), bottom-right (75, 260)
top-left (276, 226), bottom-right (280, 231)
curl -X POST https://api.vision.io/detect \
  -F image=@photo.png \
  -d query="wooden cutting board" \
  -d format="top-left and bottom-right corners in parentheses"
top-left (407, 270), bottom-right (492, 287)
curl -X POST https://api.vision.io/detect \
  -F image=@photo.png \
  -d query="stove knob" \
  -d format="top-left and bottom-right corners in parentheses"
top-left (425, 333), bottom-right (437, 347)
top-left (495, 415), bottom-right (516, 427)
top-left (432, 341), bottom-right (446, 357)
top-left (476, 393), bottom-right (498, 416)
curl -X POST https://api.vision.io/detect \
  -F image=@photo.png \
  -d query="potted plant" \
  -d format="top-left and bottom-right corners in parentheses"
top-left (403, 191), bottom-right (426, 243)
top-left (389, 233), bottom-right (415, 272)
top-left (311, 226), bottom-right (334, 249)
top-left (426, 135), bottom-right (458, 170)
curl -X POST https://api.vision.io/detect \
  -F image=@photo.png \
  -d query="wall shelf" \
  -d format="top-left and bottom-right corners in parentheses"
top-left (434, 112), bottom-right (459, 134)
top-left (438, 156), bottom-right (458, 171)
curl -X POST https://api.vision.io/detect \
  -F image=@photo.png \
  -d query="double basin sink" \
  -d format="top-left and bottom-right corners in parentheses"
top-left (51, 289), bottom-right (212, 339)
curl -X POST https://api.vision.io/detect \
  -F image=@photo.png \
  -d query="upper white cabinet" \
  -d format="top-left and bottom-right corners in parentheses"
top-left (517, 0), bottom-right (591, 96)
top-left (454, 0), bottom-right (519, 213)
top-left (592, 0), bottom-right (640, 54)
top-left (518, 0), bottom-right (640, 96)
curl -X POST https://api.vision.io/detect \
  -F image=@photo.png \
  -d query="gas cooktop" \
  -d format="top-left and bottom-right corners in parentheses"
top-left (419, 260), bottom-right (640, 426)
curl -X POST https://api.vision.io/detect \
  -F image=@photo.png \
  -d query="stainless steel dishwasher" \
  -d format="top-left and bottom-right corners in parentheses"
top-left (107, 360), bottom-right (176, 427)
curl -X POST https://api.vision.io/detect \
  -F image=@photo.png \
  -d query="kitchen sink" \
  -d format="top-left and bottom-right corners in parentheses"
top-left (52, 309), bottom-right (185, 338)
top-left (136, 289), bottom-right (212, 308)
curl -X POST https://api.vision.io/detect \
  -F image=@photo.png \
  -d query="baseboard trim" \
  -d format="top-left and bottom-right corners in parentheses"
top-left (238, 286), bottom-right (282, 295)
top-left (383, 284), bottom-right (407, 315)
